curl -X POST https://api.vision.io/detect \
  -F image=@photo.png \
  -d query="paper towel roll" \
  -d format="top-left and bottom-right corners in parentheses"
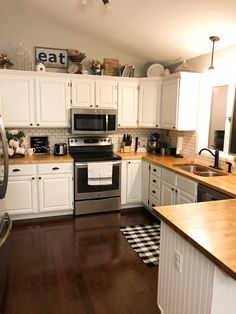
top-left (176, 137), bottom-right (183, 155)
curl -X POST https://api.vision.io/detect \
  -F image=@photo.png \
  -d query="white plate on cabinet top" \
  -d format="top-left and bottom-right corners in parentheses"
top-left (146, 63), bottom-right (164, 77)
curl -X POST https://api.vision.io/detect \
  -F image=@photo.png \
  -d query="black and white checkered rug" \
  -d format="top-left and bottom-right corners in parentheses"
top-left (120, 222), bottom-right (161, 267)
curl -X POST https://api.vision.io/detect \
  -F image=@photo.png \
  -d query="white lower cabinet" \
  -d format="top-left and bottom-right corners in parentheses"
top-left (4, 163), bottom-right (73, 219)
top-left (6, 175), bottom-right (37, 215)
top-left (38, 175), bottom-right (73, 212)
top-left (121, 159), bottom-right (142, 206)
top-left (161, 168), bottom-right (197, 206)
top-left (142, 160), bottom-right (150, 207)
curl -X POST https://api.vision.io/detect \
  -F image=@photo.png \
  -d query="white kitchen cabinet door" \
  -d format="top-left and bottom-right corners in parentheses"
top-left (161, 181), bottom-right (176, 206)
top-left (160, 78), bottom-right (179, 130)
top-left (142, 160), bottom-right (150, 207)
top-left (126, 160), bottom-right (142, 204)
top-left (160, 72), bottom-right (200, 130)
top-left (176, 189), bottom-right (196, 204)
top-left (35, 77), bottom-right (70, 127)
top-left (4, 176), bottom-right (37, 215)
top-left (0, 75), bottom-right (35, 127)
top-left (71, 78), bottom-right (95, 108)
top-left (121, 160), bottom-right (127, 205)
top-left (95, 80), bottom-right (117, 109)
top-left (138, 79), bottom-right (162, 128)
top-left (38, 174), bottom-right (73, 212)
top-left (118, 81), bottom-right (138, 128)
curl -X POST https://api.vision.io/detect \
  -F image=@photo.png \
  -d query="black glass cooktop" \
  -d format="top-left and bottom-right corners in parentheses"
top-left (70, 152), bottom-right (121, 162)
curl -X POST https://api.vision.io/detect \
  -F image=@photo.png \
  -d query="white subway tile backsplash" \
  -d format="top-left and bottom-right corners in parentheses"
top-left (8, 127), bottom-right (161, 154)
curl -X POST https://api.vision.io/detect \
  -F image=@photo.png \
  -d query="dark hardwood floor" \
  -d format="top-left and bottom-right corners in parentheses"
top-left (2, 208), bottom-right (161, 314)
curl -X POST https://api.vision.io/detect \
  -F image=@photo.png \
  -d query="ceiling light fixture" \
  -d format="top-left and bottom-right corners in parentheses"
top-left (208, 36), bottom-right (220, 70)
top-left (102, 0), bottom-right (112, 10)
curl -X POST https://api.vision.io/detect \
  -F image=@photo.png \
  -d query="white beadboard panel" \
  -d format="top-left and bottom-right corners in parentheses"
top-left (211, 266), bottom-right (236, 314)
top-left (157, 222), bottom-right (214, 314)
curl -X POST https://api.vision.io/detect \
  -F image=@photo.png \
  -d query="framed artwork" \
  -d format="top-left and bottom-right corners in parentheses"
top-left (35, 47), bottom-right (68, 69)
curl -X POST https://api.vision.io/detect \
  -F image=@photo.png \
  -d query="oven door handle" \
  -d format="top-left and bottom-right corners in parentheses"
top-left (75, 161), bottom-right (121, 167)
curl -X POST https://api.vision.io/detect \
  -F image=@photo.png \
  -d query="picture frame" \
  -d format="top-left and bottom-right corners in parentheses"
top-left (35, 46), bottom-right (68, 69)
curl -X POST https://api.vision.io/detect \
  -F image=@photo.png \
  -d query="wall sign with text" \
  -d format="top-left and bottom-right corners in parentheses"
top-left (35, 47), bottom-right (68, 69)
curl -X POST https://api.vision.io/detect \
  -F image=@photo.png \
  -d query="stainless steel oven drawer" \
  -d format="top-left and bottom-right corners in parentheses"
top-left (75, 197), bottom-right (120, 215)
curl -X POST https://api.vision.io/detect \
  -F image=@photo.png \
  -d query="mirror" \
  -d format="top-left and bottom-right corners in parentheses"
top-left (208, 85), bottom-right (228, 151)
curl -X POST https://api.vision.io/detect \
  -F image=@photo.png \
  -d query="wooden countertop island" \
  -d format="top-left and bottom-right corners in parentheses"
top-left (154, 201), bottom-right (236, 314)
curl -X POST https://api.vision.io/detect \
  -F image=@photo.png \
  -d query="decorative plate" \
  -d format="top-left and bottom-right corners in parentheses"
top-left (147, 63), bottom-right (164, 77)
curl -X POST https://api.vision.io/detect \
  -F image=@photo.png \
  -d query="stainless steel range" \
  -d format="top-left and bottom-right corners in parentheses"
top-left (69, 136), bottom-right (121, 215)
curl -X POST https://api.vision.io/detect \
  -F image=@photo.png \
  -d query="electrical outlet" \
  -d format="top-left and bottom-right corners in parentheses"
top-left (174, 250), bottom-right (182, 273)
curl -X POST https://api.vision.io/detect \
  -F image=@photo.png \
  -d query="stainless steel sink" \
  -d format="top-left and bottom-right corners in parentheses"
top-left (174, 163), bottom-right (226, 177)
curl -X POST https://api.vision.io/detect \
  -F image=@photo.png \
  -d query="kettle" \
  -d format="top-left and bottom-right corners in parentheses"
top-left (54, 143), bottom-right (67, 156)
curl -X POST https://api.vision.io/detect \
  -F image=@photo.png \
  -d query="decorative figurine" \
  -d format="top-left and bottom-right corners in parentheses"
top-left (91, 60), bottom-right (102, 75)
top-left (0, 52), bottom-right (13, 69)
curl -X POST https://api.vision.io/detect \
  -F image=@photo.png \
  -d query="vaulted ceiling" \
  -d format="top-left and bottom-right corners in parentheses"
top-left (3, 0), bottom-right (236, 66)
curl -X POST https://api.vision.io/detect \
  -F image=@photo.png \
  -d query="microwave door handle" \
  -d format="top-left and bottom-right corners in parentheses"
top-left (106, 114), bottom-right (108, 131)
top-left (0, 213), bottom-right (12, 248)
top-left (0, 115), bottom-right (8, 199)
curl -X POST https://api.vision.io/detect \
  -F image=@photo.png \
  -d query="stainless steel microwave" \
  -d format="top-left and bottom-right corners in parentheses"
top-left (70, 108), bottom-right (117, 134)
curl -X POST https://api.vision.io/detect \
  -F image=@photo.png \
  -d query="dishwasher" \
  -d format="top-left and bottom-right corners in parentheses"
top-left (197, 183), bottom-right (233, 202)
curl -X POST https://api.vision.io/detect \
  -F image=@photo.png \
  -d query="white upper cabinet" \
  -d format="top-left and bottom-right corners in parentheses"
top-left (71, 78), bottom-right (95, 108)
top-left (138, 78), bottom-right (162, 128)
top-left (118, 80), bottom-right (138, 128)
top-left (0, 75), bottom-right (35, 127)
top-left (95, 80), bottom-right (117, 109)
top-left (35, 77), bottom-right (70, 127)
top-left (160, 72), bottom-right (200, 130)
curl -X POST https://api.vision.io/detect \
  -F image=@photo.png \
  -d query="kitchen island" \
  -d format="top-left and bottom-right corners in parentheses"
top-left (153, 200), bottom-right (236, 314)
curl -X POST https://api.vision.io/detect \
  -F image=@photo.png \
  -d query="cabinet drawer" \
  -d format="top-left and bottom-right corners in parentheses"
top-left (150, 174), bottom-right (160, 189)
top-left (162, 168), bottom-right (177, 185)
top-left (150, 164), bottom-right (161, 177)
top-left (177, 175), bottom-right (197, 196)
top-left (149, 195), bottom-right (160, 209)
top-left (9, 164), bottom-right (36, 176)
top-left (38, 163), bottom-right (73, 174)
top-left (150, 184), bottom-right (160, 200)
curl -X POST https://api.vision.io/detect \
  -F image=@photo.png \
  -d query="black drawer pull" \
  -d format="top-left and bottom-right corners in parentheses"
top-left (153, 179), bottom-right (156, 183)
top-left (39, 177), bottom-right (42, 180)
top-left (52, 167), bottom-right (60, 170)
top-left (171, 188), bottom-right (174, 191)
top-left (152, 204), bottom-right (155, 207)
top-left (32, 177), bottom-right (35, 180)
top-left (12, 169), bottom-right (20, 172)
top-left (152, 190), bottom-right (156, 194)
top-left (153, 169), bottom-right (157, 172)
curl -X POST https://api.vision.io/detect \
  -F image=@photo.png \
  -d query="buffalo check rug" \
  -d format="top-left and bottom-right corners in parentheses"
top-left (120, 222), bottom-right (161, 267)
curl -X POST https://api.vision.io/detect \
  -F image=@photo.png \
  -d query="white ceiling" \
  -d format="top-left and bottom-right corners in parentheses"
top-left (5, 0), bottom-right (236, 65)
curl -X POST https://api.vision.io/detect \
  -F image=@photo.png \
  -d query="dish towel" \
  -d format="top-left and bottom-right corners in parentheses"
top-left (87, 162), bottom-right (113, 185)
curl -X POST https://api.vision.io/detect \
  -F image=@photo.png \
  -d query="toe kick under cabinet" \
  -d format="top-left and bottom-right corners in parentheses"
top-left (4, 163), bottom-right (73, 220)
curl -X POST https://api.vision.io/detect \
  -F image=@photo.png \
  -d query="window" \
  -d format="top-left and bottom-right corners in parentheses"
top-left (196, 72), bottom-right (235, 159)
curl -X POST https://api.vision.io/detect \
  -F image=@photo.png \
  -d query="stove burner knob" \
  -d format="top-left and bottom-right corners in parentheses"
top-left (104, 139), bottom-right (106, 142)
top-left (107, 139), bottom-right (111, 142)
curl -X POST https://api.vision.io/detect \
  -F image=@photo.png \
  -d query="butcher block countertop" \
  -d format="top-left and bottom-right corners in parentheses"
top-left (153, 200), bottom-right (236, 280)
top-left (117, 152), bottom-right (236, 197)
top-left (8, 154), bottom-right (73, 165)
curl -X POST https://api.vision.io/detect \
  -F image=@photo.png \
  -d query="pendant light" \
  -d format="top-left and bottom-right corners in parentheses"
top-left (103, 0), bottom-right (112, 10)
top-left (208, 36), bottom-right (220, 70)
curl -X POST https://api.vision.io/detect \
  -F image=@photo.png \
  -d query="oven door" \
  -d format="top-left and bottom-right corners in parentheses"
top-left (74, 161), bottom-right (121, 200)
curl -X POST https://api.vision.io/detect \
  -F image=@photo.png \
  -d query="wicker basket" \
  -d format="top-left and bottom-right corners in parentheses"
top-left (103, 58), bottom-right (119, 76)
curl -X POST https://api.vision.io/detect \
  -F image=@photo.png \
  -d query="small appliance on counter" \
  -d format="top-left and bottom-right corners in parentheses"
top-left (30, 136), bottom-right (49, 154)
top-left (54, 143), bottom-right (67, 156)
top-left (147, 133), bottom-right (160, 154)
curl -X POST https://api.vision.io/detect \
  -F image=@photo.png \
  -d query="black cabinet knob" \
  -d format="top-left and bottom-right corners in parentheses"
top-left (12, 169), bottom-right (20, 172)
